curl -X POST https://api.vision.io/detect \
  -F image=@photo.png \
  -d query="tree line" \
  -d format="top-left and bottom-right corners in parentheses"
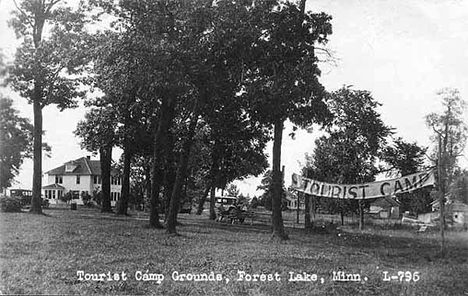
top-left (1, 0), bottom-right (467, 240)
top-left (3, 0), bottom-right (333, 239)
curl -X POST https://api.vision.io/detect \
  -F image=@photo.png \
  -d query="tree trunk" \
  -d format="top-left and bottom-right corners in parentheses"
top-left (166, 84), bottom-right (207, 234)
top-left (150, 162), bottom-right (163, 227)
top-left (29, 99), bottom-right (43, 214)
top-left (163, 132), bottom-right (176, 220)
top-left (144, 163), bottom-right (152, 211)
top-left (340, 206), bottom-right (344, 226)
top-left (28, 2), bottom-right (48, 215)
top-left (100, 145), bottom-right (112, 212)
top-left (271, 119), bottom-right (288, 240)
top-left (197, 151), bottom-right (219, 216)
top-left (166, 109), bottom-right (200, 234)
top-left (164, 171), bottom-right (175, 221)
top-left (149, 100), bottom-right (174, 228)
top-left (209, 186), bottom-right (217, 220)
top-left (438, 134), bottom-right (445, 252)
top-left (196, 185), bottom-right (211, 215)
top-left (117, 145), bottom-right (131, 215)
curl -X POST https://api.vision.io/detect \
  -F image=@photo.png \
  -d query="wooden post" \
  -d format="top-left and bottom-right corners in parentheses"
top-left (304, 193), bottom-right (311, 229)
top-left (296, 193), bottom-right (300, 224)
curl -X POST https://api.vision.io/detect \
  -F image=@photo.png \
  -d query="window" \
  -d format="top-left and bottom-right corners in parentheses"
top-left (111, 177), bottom-right (121, 185)
top-left (58, 191), bottom-right (62, 199)
top-left (76, 176), bottom-right (80, 184)
top-left (65, 163), bottom-right (78, 173)
top-left (93, 175), bottom-right (101, 184)
top-left (55, 176), bottom-right (63, 184)
top-left (52, 190), bottom-right (56, 199)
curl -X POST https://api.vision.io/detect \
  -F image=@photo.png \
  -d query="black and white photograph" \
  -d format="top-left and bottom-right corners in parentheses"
top-left (0, 0), bottom-right (467, 295)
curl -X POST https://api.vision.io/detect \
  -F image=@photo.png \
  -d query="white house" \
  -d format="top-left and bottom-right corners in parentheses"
top-left (42, 156), bottom-right (122, 206)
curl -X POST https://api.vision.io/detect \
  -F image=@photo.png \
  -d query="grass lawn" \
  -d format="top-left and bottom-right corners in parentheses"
top-left (1, 207), bottom-right (467, 295)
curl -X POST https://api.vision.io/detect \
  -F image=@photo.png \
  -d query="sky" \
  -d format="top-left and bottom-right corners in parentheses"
top-left (1, 0), bottom-right (468, 197)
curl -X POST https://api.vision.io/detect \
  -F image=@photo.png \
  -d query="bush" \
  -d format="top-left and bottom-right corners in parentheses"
top-left (92, 190), bottom-right (102, 206)
top-left (60, 192), bottom-right (73, 204)
top-left (0, 197), bottom-right (22, 212)
top-left (42, 199), bottom-right (50, 209)
top-left (81, 192), bottom-right (92, 207)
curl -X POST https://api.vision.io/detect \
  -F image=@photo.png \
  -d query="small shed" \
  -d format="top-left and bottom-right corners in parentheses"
top-left (369, 196), bottom-right (400, 219)
top-left (423, 198), bottom-right (468, 228)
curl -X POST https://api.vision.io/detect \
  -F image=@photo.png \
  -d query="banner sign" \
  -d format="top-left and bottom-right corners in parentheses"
top-left (291, 170), bottom-right (435, 200)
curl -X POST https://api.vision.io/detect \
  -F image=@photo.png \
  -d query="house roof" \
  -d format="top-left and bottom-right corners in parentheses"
top-left (45, 157), bottom-right (98, 175)
top-left (371, 196), bottom-right (400, 208)
top-left (45, 156), bottom-right (120, 176)
top-left (42, 183), bottom-right (66, 190)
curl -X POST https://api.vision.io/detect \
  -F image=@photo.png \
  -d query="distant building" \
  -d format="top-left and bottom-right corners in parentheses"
top-left (285, 191), bottom-right (305, 210)
top-left (42, 156), bottom-right (121, 206)
top-left (423, 197), bottom-right (468, 228)
top-left (369, 196), bottom-right (400, 219)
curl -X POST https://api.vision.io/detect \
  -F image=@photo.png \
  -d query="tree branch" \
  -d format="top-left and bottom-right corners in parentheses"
top-left (12, 0), bottom-right (35, 29)
top-left (41, 63), bottom-right (65, 108)
top-left (45, 0), bottom-right (61, 15)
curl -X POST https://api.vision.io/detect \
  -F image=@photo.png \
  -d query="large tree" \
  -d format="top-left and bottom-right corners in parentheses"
top-left (0, 96), bottom-right (33, 191)
top-left (382, 137), bottom-right (428, 176)
top-left (381, 137), bottom-right (431, 214)
top-left (87, 0), bottom-right (193, 226)
top-left (165, 0), bottom-right (267, 234)
top-left (88, 0), bottom-right (331, 237)
top-left (74, 107), bottom-right (117, 212)
top-left (244, 0), bottom-right (333, 239)
top-left (426, 88), bottom-right (467, 190)
top-left (89, 25), bottom-right (161, 216)
top-left (257, 169), bottom-right (287, 211)
top-left (194, 106), bottom-right (270, 218)
top-left (450, 169), bottom-right (468, 204)
top-left (8, 0), bottom-right (91, 213)
top-left (425, 88), bottom-right (467, 250)
top-left (303, 87), bottom-right (393, 228)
